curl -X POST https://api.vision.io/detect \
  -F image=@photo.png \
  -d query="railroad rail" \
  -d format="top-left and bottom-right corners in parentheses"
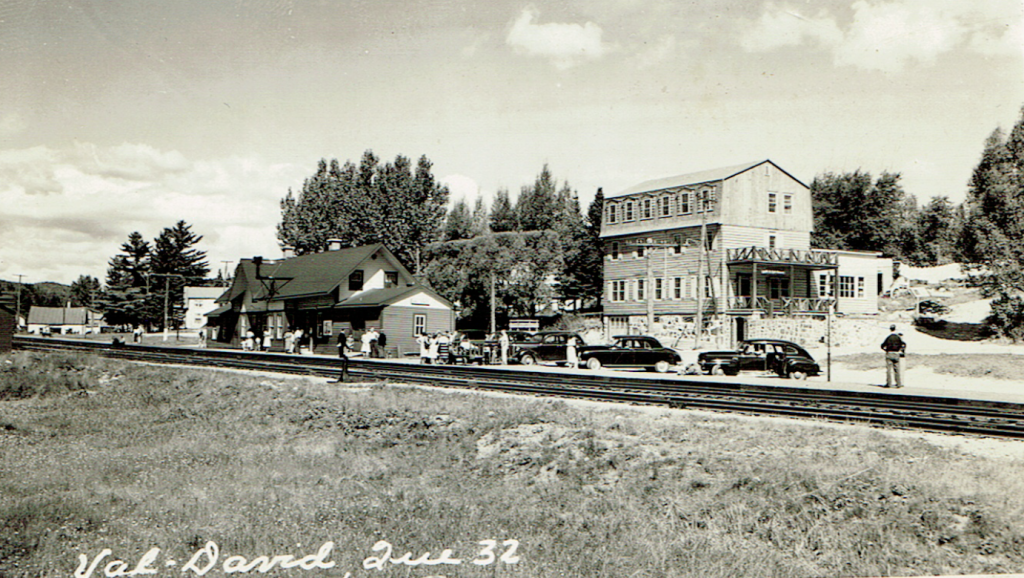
top-left (12, 336), bottom-right (1024, 439)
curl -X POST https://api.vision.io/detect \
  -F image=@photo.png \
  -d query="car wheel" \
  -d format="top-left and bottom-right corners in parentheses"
top-left (789, 370), bottom-right (807, 380)
top-left (586, 357), bottom-right (602, 370)
top-left (520, 354), bottom-right (537, 366)
top-left (654, 360), bottom-right (671, 373)
top-left (711, 364), bottom-right (725, 376)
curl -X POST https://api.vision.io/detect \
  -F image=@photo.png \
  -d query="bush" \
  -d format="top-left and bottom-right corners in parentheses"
top-left (985, 294), bottom-right (1024, 342)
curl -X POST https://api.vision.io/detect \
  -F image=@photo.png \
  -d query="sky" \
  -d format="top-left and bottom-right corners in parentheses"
top-left (1, 0), bottom-right (1022, 285)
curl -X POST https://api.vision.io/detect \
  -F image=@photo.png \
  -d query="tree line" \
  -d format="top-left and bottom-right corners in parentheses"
top-left (278, 153), bottom-right (604, 328)
top-left (95, 221), bottom-right (210, 330)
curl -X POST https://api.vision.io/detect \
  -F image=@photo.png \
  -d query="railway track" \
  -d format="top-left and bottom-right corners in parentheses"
top-left (12, 336), bottom-right (1024, 439)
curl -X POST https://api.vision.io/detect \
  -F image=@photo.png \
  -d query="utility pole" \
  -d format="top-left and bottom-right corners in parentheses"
top-left (220, 261), bottom-right (233, 286)
top-left (695, 190), bottom-right (708, 349)
top-left (149, 273), bottom-right (186, 342)
top-left (14, 274), bottom-right (23, 332)
top-left (625, 238), bottom-right (673, 334)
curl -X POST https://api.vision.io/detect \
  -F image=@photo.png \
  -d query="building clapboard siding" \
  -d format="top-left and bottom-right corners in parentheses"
top-left (601, 160), bottom-right (892, 345)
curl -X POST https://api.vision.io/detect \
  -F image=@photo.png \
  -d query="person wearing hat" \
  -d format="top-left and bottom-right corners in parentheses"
top-left (880, 324), bottom-right (906, 388)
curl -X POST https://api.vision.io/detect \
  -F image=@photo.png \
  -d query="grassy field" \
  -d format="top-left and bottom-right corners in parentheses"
top-left (3, 352), bottom-right (1024, 577)
top-left (835, 353), bottom-right (1024, 381)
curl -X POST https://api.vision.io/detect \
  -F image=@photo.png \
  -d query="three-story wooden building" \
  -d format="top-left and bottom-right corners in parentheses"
top-left (600, 160), bottom-right (892, 344)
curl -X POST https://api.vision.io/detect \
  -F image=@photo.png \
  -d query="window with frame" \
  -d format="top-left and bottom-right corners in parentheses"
top-left (698, 189), bottom-right (714, 212)
top-left (678, 192), bottom-right (691, 214)
top-left (607, 204), bottom-right (617, 224)
top-left (768, 277), bottom-right (790, 299)
top-left (672, 234), bottom-right (683, 254)
top-left (673, 277), bottom-right (682, 299)
top-left (637, 279), bottom-right (646, 301)
top-left (838, 276), bottom-right (855, 298)
top-left (413, 314), bottom-right (426, 336)
top-left (655, 278), bottom-right (663, 301)
top-left (642, 198), bottom-right (652, 219)
top-left (659, 195), bottom-right (671, 217)
top-left (768, 233), bottom-right (777, 250)
top-left (625, 201), bottom-right (635, 221)
top-left (784, 194), bottom-right (793, 214)
top-left (857, 277), bottom-right (865, 298)
top-left (768, 192), bottom-right (777, 213)
top-left (611, 242), bottom-right (620, 260)
top-left (636, 244), bottom-right (645, 259)
top-left (611, 280), bottom-right (626, 302)
top-left (349, 270), bottom-right (364, 291)
top-left (385, 271), bottom-right (399, 288)
top-left (818, 275), bottom-right (833, 297)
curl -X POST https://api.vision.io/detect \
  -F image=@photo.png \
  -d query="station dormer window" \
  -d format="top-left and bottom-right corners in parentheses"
top-left (625, 201), bottom-right (635, 221)
top-left (659, 195), bottom-right (671, 217)
top-left (607, 204), bottom-right (617, 224)
top-left (349, 270), bottom-right (364, 291)
top-left (385, 271), bottom-right (398, 288)
top-left (642, 198), bottom-right (652, 220)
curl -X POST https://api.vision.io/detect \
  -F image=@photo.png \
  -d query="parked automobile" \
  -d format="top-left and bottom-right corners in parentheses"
top-left (511, 330), bottom-right (584, 366)
top-left (579, 335), bottom-right (682, 373)
top-left (697, 338), bottom-right (821, 379)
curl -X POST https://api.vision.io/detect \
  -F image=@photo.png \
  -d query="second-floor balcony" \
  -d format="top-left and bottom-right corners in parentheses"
top-left (729, 296), bottom-right (835, 314)
top-left (727, 247), bottom-right (837, 268)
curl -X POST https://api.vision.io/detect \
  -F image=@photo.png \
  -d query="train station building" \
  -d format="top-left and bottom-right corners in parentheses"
top-left (600, 160), bottom-right (893, 346)
top-left (206, 242), bottom-right (454, 356)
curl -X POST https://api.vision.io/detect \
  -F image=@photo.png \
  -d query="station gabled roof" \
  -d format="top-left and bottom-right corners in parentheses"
top-left (218, 243), bottom-right (430, 307)
top-left (607, 159), bottom-right (807, 199)
top-left (332, 284), bottom-right (452, 309)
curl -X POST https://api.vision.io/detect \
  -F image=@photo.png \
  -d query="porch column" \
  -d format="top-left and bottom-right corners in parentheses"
top-left (752, 262), bottom-right (758, 310)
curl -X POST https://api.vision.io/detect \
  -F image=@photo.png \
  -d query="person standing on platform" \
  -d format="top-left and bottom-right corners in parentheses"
top-left (498, 330), bottom-right (510, 365)
top-left (417, 332), bottom-right (431, 364)
top-left (361, 329), bottom-right (373, 358)
top-left (293, 328), bottom-right (303, 354)
top-left (377, 330), bottom-right (387, 358)
top-left (262, 328), bottom-right (272, 352)
top-left (284, 328), bottom-right (295, 354)
top-left (880, 324), bottom-right (906, 388)
top-left (566, 334), bottom-right (579, 369)
top-left (336, 330), bottom-right (350, 381)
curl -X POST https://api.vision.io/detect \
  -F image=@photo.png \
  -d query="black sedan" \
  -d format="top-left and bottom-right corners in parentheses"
top-left (697, 338), bottom-right (821, 379)
top-left (579, 335), bottom-right (682, 373)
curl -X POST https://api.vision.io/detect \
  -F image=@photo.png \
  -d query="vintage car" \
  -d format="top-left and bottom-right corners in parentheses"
top-left (697, 338), bottom-right (821, 379)
top-left (579, 335), bottom-right (682, 373)
top-left (511, 330), bottom-right (585, 366)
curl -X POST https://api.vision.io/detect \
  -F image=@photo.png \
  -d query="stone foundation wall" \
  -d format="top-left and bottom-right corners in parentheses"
top-left (747, 316), bottom-right (887, 348)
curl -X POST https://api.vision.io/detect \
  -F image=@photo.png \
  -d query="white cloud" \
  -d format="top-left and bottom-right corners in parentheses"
top-left (741, 0), bottom-right (1024, 72)
top-left (441, 173), bottom-right (485, 208)
top-left (0, 143), bottom-right (304, 284)
top-left (506, 6), bottom-right (613, 69)
top-left (635, 35), bottom-right (678, 69)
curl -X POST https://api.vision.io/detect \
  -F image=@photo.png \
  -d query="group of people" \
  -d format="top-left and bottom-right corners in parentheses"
top-left (241, 328), bottom-right (275, 352)
top-left (333, 328), bottom-right (388, 359)
top-left (416, 330), bottom-right (478, 365)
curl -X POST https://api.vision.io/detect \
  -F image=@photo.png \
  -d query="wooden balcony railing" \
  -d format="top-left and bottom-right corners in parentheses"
top-left (727, 247), bottom-right (837, 267)
top-left (728, 296), bottom-right (835, 313)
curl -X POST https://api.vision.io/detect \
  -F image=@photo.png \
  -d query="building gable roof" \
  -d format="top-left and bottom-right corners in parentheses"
top-left (27, 306), bottom-right (89, 325)
top-left (221, 244), bottom-right (415, 303)
top-left (332, 284), bottom-right (452, 309)
top-left (608, 160), bottom-right (807, 199)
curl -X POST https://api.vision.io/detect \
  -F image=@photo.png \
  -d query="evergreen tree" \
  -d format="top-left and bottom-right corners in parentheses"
top-left (960, 108), bottom-right (1024, 339)
top-left (98, 231), bottom-right (153, 328)
top-left (489, 188), bottom-right (517, 232)
top-left (470, 196), bottom-right (489, 237)
top-left (277, 152), bottom-right (449, 269)
top-left (70, 275), bottom-right (101, 308)
top-left (444, 199), bottom-right (474, 241)
top-left (149, 221), bottom-right (210, 330)
top-left (914, 196), bottom-right (960, 265)
top-left (516, 164), bottom-right (559, 231)
top-left (811, 170), bottom-right (917, 260)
